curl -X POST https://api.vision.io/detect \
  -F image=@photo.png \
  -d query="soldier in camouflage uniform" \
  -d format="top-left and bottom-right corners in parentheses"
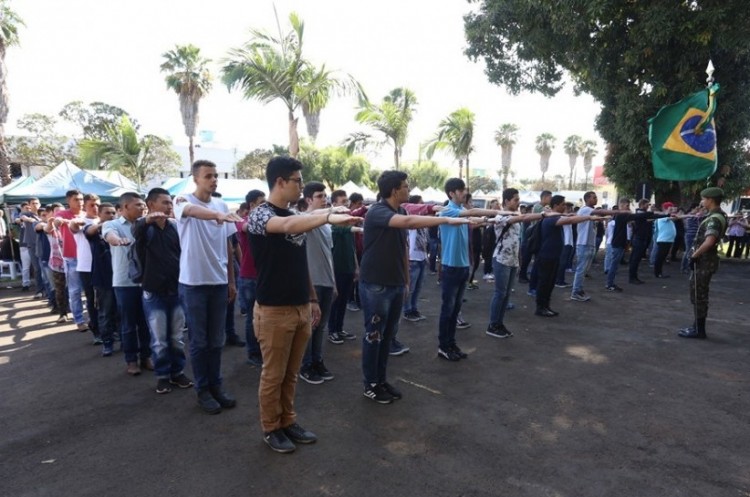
top-left (678, 187), bottom-right (727, 339)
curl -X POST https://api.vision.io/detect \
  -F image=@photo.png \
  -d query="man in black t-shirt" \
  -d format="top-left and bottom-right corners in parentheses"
top-left (359, 171), bottom-right (471, 404)
top-left (134, 188), bottom-right (193, 395)
top-left (248, 156), bottom-right (360, 454)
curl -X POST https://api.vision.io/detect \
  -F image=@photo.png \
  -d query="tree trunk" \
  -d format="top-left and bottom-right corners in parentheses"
top-left (188, 135), bottom-right (194, 167)
top-left (0, 132), bottom-right (9, 186)
top-left (393, 146), bottom-right (400, 170)
top-left (458, 158), bottom-right (464, 181)
top-left (465, 155), bottom-right (470, 192)
top-left (288, 111), bottom-right (299, 158)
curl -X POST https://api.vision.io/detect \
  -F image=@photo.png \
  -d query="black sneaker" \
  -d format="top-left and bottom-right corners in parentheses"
top-left (381, 382), bottom-right (402, 400)
top-left (101, 343), bottom-right (114, 357)
top-left (169, 373), bottom-right (194, 389)
top-left (605, 285), bottom-right (623, 292)
top-left (438, 347), bottom-right (461, 361)
top-left (209, 386), bottom-right (236, 408)
top-left (156, 378), bottom-right (172, 395)
top-left (246, 354), bottom-right (263, 367)
top-left (314, 361), bottom-right (334, 381)
top-left (197, 389), bottom-right (222, 414)
top-left (264, 429), bottom-right (296, 453)
top-left (451, 344), bottom-right (468, 359)
top-left (363, 383), bottom-right (394, 404)
top-left (403, 311), bottom-right (420, 322)
top-left (299, 365), bottom-right (324, 385)
top-left (283, 423), bottom-right (317, 444)
top-left (339, 330), bottom-right (356, 340)
top-left (327, 332), bottom-right (344, 345)
top-left (389, 339), bottom-right (410, 356)
top-left (456, 318), bottom-right (471, 329)
top-left (486, 324), bottom-right (512, 339)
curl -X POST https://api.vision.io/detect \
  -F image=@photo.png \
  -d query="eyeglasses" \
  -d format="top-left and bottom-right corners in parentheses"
top-left (285, 177), bottom-right (303, 185)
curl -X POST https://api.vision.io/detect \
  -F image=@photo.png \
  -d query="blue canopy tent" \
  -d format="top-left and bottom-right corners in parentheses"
top-left (3, 161), bottom-right (134, 205)
top-left (0, 176), bottom-right (36, 204)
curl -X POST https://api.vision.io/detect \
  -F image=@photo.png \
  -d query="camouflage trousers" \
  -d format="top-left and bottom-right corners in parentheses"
top-left (689, 262), bottom-right (716, 319)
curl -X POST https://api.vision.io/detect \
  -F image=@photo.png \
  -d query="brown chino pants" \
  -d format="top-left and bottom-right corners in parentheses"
top-left (254, 303), bottom-right (312, 433)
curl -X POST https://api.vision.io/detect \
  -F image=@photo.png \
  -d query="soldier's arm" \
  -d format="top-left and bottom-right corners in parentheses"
top-left (691, 235), bottom-right (718, 259)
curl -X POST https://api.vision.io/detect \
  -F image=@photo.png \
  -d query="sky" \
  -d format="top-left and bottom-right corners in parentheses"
top-left (6, 0), bottom-right (603, 181)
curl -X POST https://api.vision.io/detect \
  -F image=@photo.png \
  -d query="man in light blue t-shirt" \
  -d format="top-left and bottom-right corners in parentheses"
top-left (437, 178), bottom-right (505, 362)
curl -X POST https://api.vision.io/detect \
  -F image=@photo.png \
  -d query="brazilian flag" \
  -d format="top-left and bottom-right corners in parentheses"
top-left (648, 84), bottom-right (720, 181)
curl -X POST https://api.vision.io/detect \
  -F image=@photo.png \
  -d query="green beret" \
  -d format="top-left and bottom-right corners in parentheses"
top-left (700, 187), bottom-right (724, 199)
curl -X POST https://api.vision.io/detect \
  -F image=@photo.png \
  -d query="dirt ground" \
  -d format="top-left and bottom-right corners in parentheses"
top-left (1, 258), bottom-right (748, 497)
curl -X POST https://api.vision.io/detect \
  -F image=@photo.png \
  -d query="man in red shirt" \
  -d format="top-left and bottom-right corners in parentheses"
top-left (54, 190), bottom-right (88, 331)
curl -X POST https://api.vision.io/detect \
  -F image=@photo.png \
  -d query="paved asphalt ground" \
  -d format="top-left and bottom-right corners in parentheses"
top-left (1, 258), bottom-right (748, 497)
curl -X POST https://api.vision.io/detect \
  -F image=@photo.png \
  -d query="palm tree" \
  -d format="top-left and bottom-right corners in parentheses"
top-left (160, 44), bottom-right (212, 168)
top-left (425, 107), bottom-right (475, 182)
top-left (535, 133), bottom-right (556, 183)
top-left (78, 116), bottom-right (168, 191)
top-left (563, 135), bottom-right (583, 189)
top-left (221, 11), bottom-right (360, 157)
top-left (0, 2), bottom-right (23, 186)
top-left (494, 123), bottom-right (519, 190)
top-left (344, 87), bottom-right (417, 169)
top-left (581, 139), bottom-right (598, 189)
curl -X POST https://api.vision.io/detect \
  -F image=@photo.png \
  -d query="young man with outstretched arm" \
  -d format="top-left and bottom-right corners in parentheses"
top-left (173, 160), bottom-right (242, 414)
top-left (248, 156), bottom-right (361, 453)
top-left (359, 171), bottom-right (474, 403)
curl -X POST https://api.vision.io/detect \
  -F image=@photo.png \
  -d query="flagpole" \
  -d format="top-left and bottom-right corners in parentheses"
top-left (705, 60), bottom-right (714, 88)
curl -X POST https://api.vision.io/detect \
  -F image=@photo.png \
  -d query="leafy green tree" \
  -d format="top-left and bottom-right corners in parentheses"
top-left (78, 116), bottom-right (179, 190)
top-left (235, 148), bottom-right (273, 180)
top-left (581, 139), bottom-right (598, 189)
top-left (298, 142), bottom-right (372, 189)
top-left (494, 123), bottom-right (519, 190)
top-left (464, 0), bottom-right (750, 198)
top-left (402, 160), bottom-right (449, 189)
top-left (425, 107), bottom-right (476, 182)
top-left (469, 175), bottom-right (498, 193)
top-left (344, 87), bottom-right (417, 169)
top-left (161, 44), bottom-right (212, 167)
top-left (0, 1), bottom-right (23, 185)
top-left (7, 113), bottom-right (77, 168)
top-left (221, 11), bottom-right (360, 157)
top-left (563, 135), bottom-right (582, 189)
top-left (535, 133), bottom-right (556, 183)
top-left (59, 101), bottom-right (138, 141)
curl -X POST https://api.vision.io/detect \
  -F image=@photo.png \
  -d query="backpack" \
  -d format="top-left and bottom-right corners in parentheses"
top-left (525, 220), bottom-right (544, 255)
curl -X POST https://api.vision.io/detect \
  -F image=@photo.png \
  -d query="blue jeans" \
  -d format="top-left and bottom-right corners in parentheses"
top-left (606, 247), bottom-right (625, 287)
top-left (428, 239), bottom-right (440, 272)
top-left (328, 272), bottom-right (354, 335)
top-left (404, 260), bottom-right (426, 314)
top-left (96, 286), bottom-right (117, 345)
top-left (39, 259), bottom-right (53, 304)
top-left (489, 260), bottom-right (516, 326)
top-left (439, 266), bottom-right (469, 349)
top-left (572, 245), bottom-right (596, 294)
top-left (113, 286), bottom-right (150, 363)
top-left (360, 281), bottom-right (404, 387)
top-left (682, 234), bottom-right (697, 272)
top-left (179, 284), bottom-right (227, 391)
top-left (649, 237), bottom-right (658, 266)
top-left (237, 277), bottom-right (261, 358)
top-left (303, 285), bottom-right (334, 367)
top-left (142, 291), bottom-right (186, 378)
top-left (556, 245), bottom-right (574, 284)
top-left (63, 258), bottom-right (85, 324)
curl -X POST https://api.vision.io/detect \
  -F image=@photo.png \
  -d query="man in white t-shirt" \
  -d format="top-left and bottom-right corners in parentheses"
top-left (570, 192), bottom-right (618, 301)
top-left (70, 193), bottom-right (101, 339)
top-left (174, 160), bottom-right (242, 415)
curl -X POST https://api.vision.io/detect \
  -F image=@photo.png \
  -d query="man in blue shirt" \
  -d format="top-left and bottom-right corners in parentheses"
top-left (437, 178), bottom-right (509, 361)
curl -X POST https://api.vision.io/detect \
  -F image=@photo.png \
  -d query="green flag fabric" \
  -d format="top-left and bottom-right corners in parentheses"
top-left (648, 84), bottom-right (720, 181)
